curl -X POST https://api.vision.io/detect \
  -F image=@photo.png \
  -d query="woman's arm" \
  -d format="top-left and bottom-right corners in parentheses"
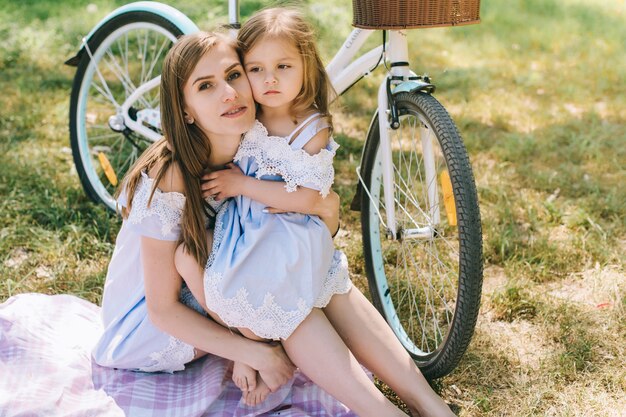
top-left (140, 233), bottom-right (295, 390)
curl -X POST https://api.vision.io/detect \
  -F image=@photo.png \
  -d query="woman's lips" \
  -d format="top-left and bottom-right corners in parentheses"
top-left (221, 106), bottom-right (247, 118)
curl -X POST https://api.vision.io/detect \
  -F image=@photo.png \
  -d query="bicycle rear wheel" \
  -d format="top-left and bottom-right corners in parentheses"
top-left (69, 12), bottom-right (183, 211)
top-left (360, 91), bottom-right (482, 379)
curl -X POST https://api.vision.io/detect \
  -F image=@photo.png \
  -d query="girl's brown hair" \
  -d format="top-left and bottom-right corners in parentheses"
top-left (237, 8), bottom-right (335, 126)
top-left (119, 31), bottom-right (235, 267)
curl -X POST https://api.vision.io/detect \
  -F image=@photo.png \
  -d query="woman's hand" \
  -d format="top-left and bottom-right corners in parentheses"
top-left (264, 190), bottom-right (340, 235)
top-left (253, 342), bottom-right (296, 392)
top-left (311, 190), bottom-right (341, 235)
top-left (201, 163), bottom-right (248, 200)
top-left (312, 190), bottom-right (340, 221)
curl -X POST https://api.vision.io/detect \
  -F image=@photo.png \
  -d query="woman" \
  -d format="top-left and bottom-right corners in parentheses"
top-left (95, 29), bottom-right (453, 416)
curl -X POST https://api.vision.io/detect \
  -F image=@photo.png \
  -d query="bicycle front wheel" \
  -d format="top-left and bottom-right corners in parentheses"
top-left (69, 12), bottom-right (183, 211)
top-left (360, 91), bottom-right (483, 379)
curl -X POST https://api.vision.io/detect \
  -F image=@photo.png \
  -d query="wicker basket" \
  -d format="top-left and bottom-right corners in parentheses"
top-left (352, 0), bottom-right (480, 29)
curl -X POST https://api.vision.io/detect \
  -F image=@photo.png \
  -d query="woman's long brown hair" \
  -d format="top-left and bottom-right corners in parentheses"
top-left (118, 32), bottom-right (234, 267)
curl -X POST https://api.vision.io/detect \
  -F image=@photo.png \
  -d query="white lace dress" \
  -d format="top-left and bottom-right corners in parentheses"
top-left (204, 117), bottom-right (352, 340)
top-left (92, 172), bottom-right (209, 373)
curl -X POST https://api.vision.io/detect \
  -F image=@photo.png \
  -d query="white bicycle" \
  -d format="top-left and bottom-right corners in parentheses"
top-left (66, 0), bottom-right (483, 379)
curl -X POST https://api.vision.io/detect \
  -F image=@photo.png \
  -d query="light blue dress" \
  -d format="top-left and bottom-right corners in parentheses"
top-left (93, 172), bottom-right (209, 373)
top-left (204, 116), bottom-right (352, 340)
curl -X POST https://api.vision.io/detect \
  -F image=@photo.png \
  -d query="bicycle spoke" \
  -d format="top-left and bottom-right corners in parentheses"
top-left (89, 78), bottom-right (118, 107)
top-left (144, 34), bottom-right (170, 83)
top-left (103, 49), bottom-right (152, 109)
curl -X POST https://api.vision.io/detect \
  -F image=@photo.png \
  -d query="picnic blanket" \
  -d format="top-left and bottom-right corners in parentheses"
top-left (0, 293), bottom-right (356, 416)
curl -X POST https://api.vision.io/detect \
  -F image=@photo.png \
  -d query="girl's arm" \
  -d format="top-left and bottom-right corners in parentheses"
top-left (141, 236), bottom-right (295, 390)
top-left (202, 165), bottom-right (339, 234)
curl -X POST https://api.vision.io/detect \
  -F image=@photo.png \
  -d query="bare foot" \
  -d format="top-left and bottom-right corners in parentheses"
top-left (243, 373), bottom-right (271, 407)
top-left (232, 361), bottom-right (257, 393)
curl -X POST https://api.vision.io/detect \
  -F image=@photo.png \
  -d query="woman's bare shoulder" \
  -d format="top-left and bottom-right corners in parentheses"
top-left (147, 161), bottom-right (186, 195)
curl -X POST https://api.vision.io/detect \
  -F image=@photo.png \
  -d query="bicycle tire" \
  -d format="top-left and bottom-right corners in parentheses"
top-left (69, 12), bottom-right (183, 211)
top-left (360, 91), bottom-right (483, 379)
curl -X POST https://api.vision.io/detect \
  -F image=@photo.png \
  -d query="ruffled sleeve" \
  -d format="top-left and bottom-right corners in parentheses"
top-left (121, 172), bottom-right (186, 241)
top-left (235, 121), bottom-right (338, 197)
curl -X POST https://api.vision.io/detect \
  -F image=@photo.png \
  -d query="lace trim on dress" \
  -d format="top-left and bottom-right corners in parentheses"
top-left (312, 250), bottom-right (352, 309)
top-left (203, 249), bottom-right (352, 340)
top-left (126, 172), bottom-right (186, 238)
top-left (204, 272), bottom-right (309, 340)
top-left (137, 335), bottom-right (195, 373)
top-left (234, 121), bottom-right (338, 197)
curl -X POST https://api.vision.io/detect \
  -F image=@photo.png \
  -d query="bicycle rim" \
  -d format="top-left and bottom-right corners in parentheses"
top-left (73, 20), bottom-right (178, 210)
top-left (361, 92), bottom-right (482, 377)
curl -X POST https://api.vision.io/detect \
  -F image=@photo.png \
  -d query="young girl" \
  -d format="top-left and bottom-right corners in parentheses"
top-left (175, 8), bottom-right (455, 417)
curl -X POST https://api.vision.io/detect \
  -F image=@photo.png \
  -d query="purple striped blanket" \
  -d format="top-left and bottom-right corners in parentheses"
top-left (0, 293), bottom-right (357, 416)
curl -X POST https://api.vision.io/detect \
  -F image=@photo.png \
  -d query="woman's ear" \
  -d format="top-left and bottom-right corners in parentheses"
top-left (183, 112), bottom-right (195, 124)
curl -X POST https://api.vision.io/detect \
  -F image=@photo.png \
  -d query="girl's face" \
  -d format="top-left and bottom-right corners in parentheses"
top-left (243, 37), bottom-right (304, 112)
top-left (183, 41), bottom-right (255, 141)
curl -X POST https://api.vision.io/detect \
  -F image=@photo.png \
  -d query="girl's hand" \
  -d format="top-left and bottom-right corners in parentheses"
top-left (201, 163), bottom-right (247, 200)
top-left (254, 342), bottom-right (295, 392)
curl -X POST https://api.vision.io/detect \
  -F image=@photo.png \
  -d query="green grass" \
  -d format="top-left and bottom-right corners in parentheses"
top-left (1, 0), bottom-right (625, 415)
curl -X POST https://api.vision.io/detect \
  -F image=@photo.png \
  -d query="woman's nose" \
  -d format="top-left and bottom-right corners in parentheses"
top-left (222, 83), bottom-right (239, 102)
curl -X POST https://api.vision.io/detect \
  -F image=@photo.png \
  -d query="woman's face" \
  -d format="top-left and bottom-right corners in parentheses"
top-left (183, 41), bottom-right (255, 141)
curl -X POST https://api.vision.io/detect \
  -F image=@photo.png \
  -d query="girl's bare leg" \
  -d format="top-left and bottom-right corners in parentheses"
top-left (323, 286), bottom-right (455, 417)
top-left (282, 308), bottom-right (406, 417)
top-left (175, 240), bottom-right (270, 406)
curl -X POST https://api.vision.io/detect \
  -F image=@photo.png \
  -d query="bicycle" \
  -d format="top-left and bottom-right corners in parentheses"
top-left (66, 0), bottom-right (483, 379)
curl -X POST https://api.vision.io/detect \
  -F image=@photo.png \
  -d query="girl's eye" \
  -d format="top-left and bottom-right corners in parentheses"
top-left (278, 64), bottom-right (291, 70)
top-left (227, 71), bottom-right (241, 81)
top-left (248, 67), bottom-right (261, 73)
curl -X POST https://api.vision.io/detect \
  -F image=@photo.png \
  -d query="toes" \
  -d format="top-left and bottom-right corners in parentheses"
top-left (244, 392), bottom-right (256, 407)
top-left (234, 376), bottom-right (248, 392)
top-left (258, 390), bottom-right (269, 403)
top-left (246, 376), bottom-right (256, 392)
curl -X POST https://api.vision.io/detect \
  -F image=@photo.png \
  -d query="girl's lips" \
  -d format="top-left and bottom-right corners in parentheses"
top-left (264, 90), bottom-right (280, 95)
top-left (221, 106), bottom-right (247, 118)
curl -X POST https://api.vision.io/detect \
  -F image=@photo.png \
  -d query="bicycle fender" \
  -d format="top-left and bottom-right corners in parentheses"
top-left (393, 80), bottom-right (436, 95)
top-left (65, 1), bottom-right (199, 66)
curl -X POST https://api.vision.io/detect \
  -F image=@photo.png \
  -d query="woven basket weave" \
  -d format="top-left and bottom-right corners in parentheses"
top-left (352, 0), bottom-right (480, 29)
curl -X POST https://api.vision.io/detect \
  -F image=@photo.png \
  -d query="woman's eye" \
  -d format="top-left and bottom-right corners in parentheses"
top-left (227, 71), bottom-right (241, 81)
top-left (199, 82), bottom-right (213, 91)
